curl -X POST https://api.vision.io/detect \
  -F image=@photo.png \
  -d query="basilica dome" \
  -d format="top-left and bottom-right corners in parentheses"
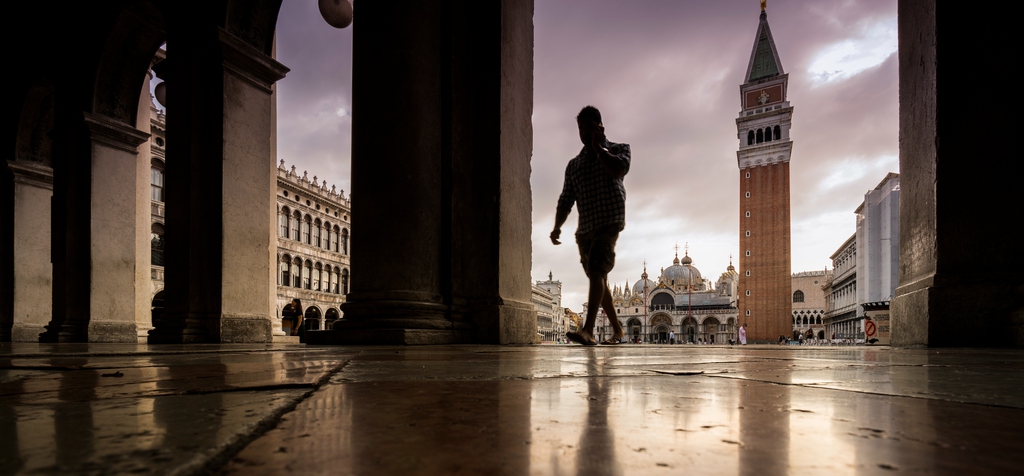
top-left (662, 252), bottom-right (702, 286)
top-left (632, 277), bottom-right (658, 294)
top-left (631, 264), bottom-right (658, 294)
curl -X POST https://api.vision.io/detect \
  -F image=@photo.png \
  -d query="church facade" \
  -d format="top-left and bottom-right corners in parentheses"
top-left (585, 250), bottom-right (740, 344)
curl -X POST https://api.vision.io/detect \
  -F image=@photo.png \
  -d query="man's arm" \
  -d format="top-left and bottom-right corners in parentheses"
top-left (591, 130), bottom-right (629, 179)
top-left (551, 207), bottom-right (570, 245)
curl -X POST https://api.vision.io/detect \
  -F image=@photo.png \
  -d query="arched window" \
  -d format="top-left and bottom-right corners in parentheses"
top-left (324, 222), bottom-right (332, 250)
top-left (302, 215), bottom-right (312, 244)
top-left (303, 260), bottom-right (313, 289)
top-left (342, 268), bottom-right (349, 294)
top-left (291, 211), bottom-right (301, 241)
top-left (292, 257), bottom-right (301, 288)
top-left (279, 207), bottom-right (290, 237)
top-left (816, 316), bottom-right (822, 325)
top-left (341, 228), bottom-right (349, 254)
top-left (280, 255), bottom-right (290, 286)
top-left (773, 125), bottom-right (781, 140)
top-left (803, 316), bottom-right (808, 325)
top-left (747, 130), bottom-right (755, 145)
top-left (764, 127), bottom-right (773, 142)
top-left (756, 129), bottom-right (763, 143)
top-left (151, 160), bottom-right (165, 202)
top-left (793, 290), bottom-right (805, 303)
top-left (332, 226), bottom-right (341, 252)
top-left (313, 219), bottom-right (322, 247)
top-left (313, 263), bottom-right (323, 291)
top-left (151, 223), bottom-right (165, 266)
top-left (324, 267), bottom-right (333, 293)
top-left (332, 266), bottom-right (341, 293)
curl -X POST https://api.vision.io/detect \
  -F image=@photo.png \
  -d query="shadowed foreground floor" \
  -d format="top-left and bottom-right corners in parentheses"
top-left (1, 343), bottom-right (1022, 475)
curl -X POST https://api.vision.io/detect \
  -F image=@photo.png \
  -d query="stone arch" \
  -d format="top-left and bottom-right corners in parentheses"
top-left (304, 305), bottom-right (322, 330)
top-left (325, 308), bottom-right (341, 328)
top-left (626, 317), bottom-right (642, 341)
top-left (701, 316), bottom-right (720, 344)
top-left (681, 315), bottom-right (698, 343)
top-left (650, 292), bottom-right (674, 310)
top-left (92, 2), bottom-right (166, 124)
top-left (15, 82), bottom-right (55, 167)
top-left (151, 289), bottom-right (165, 327)
top-left (225, 0), bottom-right (283, 56)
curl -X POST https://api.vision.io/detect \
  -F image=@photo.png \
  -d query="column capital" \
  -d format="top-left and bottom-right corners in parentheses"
top-left (82, 112), bottom-right (150, 154)
top-left (219, 28), bottom-right (290, 94)
top-left (6, 160), bottom-right (54, 190)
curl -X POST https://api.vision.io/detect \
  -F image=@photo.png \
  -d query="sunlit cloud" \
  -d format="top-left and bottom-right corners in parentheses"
top-left (807, 17), bottom-right (897, 85)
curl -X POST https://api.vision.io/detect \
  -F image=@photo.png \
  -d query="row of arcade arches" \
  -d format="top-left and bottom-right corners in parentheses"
top-left (622, 314), bottom-right (738, 344)
top-left (746, 125), bottom-right (781, 145)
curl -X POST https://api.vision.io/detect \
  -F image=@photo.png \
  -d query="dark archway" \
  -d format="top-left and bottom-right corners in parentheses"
top-left (304, 306), bottom-right (322, 330)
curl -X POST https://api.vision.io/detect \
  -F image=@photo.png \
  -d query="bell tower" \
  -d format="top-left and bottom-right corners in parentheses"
top-left (736, 2), bottom-right (792, 342)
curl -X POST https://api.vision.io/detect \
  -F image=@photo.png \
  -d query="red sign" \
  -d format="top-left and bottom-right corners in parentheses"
top-left (865, 320), bottom-right (877, 337)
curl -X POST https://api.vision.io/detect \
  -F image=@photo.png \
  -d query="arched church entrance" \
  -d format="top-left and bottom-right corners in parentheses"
top-left (626, 318), bottom-right (642, 342)
top-left (702, 317), bottom-right (720, 344)
top-left (650, 314), bottom-right (672, 344)
top-left (682, 316), bottom-right (698, 343)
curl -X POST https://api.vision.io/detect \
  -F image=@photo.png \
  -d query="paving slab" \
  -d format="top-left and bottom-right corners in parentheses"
top-left (2, 344), bottom-right (1023, 475)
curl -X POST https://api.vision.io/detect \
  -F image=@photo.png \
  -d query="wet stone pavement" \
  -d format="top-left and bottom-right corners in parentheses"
top-left (1, 344), bottom-right (1022, 475)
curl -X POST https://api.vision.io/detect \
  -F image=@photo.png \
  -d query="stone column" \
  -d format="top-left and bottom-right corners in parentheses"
top-left (269, 35), bottom-right (285, 337)
top-left (82, 113), bottom-right (149, 342)
top-left (135, 72), bottom-right (155, 342)
top-left (892, 1), bottom-right (1023, 346)
top-left (314, 0), bottom-right (535, 345)
top-left (150, 29), bottom-right (287, 343)
top-left (4, 162), bottom-right (53, 341)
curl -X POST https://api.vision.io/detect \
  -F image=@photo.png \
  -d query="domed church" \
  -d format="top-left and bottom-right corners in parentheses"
top-left (583, 247), bottom-right (740, 344)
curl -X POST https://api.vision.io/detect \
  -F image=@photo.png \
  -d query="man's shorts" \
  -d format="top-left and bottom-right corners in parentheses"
top-left (576, 225), bottom-right (620, 279)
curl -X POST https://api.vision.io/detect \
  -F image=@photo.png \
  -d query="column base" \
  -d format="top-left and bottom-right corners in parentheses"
top-left (893, 274), bottom-right (1024, 347)
top-left (9, 324), bottom-right (47, 342)
top-left (220, 314), bottom-right (273, 343)
top-left (88, 321), bottom-right (140, 343)
top-left (148, 312), bottom-right (273, 343)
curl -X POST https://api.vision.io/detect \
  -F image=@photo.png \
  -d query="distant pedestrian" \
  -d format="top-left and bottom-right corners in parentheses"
top-left (289, 298), bottom-right (305, 343)
top-left (669, 330), bottom-right (675, 345)
top-left (738, 324), bottom-right (747, 345)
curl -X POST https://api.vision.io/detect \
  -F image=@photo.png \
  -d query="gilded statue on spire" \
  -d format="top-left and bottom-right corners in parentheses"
top-left (761, 0), bottom-right (767, 12)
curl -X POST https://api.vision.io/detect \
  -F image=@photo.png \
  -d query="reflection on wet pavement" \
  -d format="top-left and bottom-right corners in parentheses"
top-left (2, 344), bottom-right (1022, 474)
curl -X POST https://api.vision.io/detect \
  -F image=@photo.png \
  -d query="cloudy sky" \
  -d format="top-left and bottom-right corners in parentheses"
top-left (275, 0), bottom-right (899, 311)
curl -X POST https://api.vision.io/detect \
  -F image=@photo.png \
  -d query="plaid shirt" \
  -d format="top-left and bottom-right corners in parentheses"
top-left (557, 140), bottom-right (631, 236)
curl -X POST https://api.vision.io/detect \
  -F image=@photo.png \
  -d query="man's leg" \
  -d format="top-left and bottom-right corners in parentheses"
top-left (581, 273), bottom-right (603, 337)
top-left (599, 280), bottom-right (624, 340)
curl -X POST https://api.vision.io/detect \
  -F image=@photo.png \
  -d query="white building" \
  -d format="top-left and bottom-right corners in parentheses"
top-left (533, 272), bottom-right (564, 342)
top-left (824, 173), bottom-right (900, 340)
top-left (856, 173), bottom-right (900, 309)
